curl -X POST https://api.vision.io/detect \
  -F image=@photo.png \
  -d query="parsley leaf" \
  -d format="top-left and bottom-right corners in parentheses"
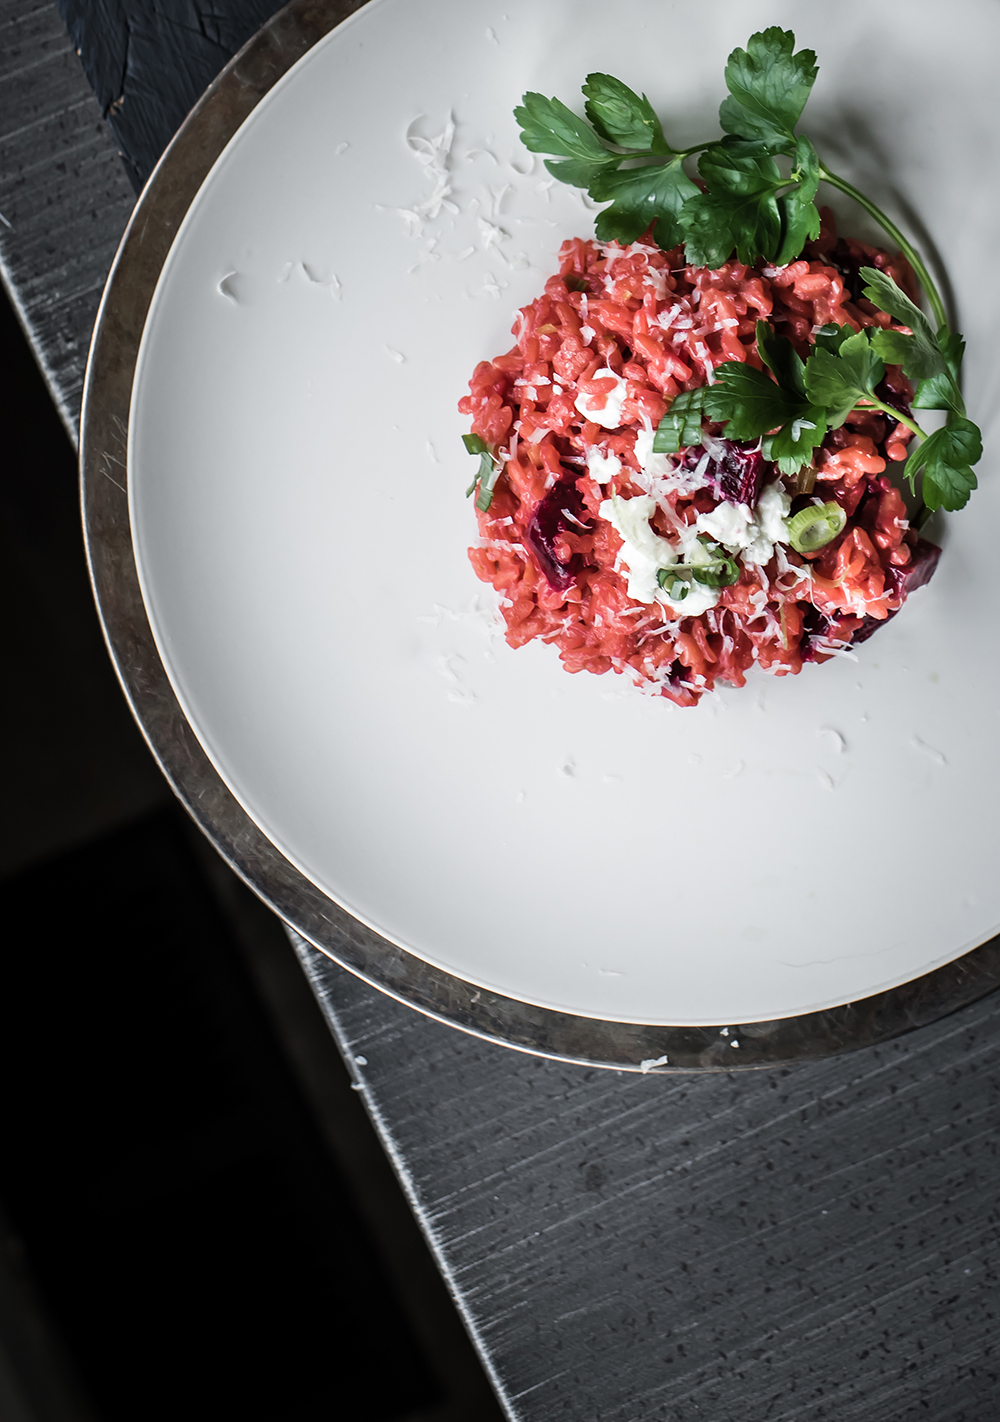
top-left (591, 158), bottom-right (699, 247)
top-left (858, 266), bottom-right (931, 335)
top-left (680, 189), bottom-right (780, 267)
top-left (755, 319), bottom-right (806, 396)
top-left (707, 347), bottom-right (827, 474)
top-left (652, 388), bottom-right (706, 453)
top-left (803, 328), bottom-right (885, 427)
top-left (811, 323), bottom-right (856, 356)
top-left (582, 74), bottom-right (672, 153)
top-left (763, 414), bottom-right (828, 475)
top-left (861, 266), bottom-right (945, 384)
top-left (719, 28), bottom-right (818, 150)
top-left (905, 416), bottom-right (980, 512)
top-left (912, 332), bottom-right (966, 415)
top-left (514, 93), bottom-right (614, 163)
top-left (682, 141), bottom-right (783, 266)
top-left (544, 157), bottom-right (621, 187)
top-left (703, 362), bottom-right (804, 438)
top-left (774, 137), bottom-right (821, 265)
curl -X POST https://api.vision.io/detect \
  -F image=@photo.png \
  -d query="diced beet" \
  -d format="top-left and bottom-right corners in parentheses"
top-left (823, 238), bottom-right (867, 304)
top-left (800, 604), bottom-right (840, 662)
top-left (884, 536), bottom-right (942, 599)
top-left (525, 473), bottom-right (593, 592)
top-left (683, 439), bottom-right (765, 506)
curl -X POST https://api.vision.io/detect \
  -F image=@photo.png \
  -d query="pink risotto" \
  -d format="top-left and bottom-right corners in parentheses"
top-left (459, 214), bottom-right (940, 707)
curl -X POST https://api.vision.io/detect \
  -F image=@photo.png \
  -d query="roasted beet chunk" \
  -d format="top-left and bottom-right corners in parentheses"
top-left (526, 474), bottom-right (593, 592)
top-left (683, 439), bottom-right (765, 506)
top-left (885, 536), bottom-right (942, 598)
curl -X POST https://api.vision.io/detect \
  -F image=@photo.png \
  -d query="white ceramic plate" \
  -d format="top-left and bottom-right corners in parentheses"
top-left (128, 0), bottom-right (1000, 1026)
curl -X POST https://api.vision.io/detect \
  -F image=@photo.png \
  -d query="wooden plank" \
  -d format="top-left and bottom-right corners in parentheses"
top-left (0, 0), bottom-right (135, 437)
top-left (298, 934), bottom-right (1000, 1420)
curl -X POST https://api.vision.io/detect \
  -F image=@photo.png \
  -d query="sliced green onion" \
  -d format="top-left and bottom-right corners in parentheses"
top-left (653, 388), bottom-right (706, 454)
top-left (656, 545), bottom-right (740, 595)
top-left (786, 501), bottom-right (846, 553)
top-left (463, 433), bottom-right (502, 510)
top-left (474, 454), bottom-right (501, 512)
top-left (657, 568), bottom-right (690, 599)
top-left (693, 536), bottom-right (740, 587)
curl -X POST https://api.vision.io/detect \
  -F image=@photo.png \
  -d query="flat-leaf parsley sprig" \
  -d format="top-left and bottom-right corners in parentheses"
top-left (513, 27), bottom-right (980, 516)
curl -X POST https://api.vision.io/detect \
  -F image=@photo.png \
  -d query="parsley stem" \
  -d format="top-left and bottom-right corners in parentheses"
top-left (818, 167), bottom-right (948, 331)
top-left (853, 397), bottom-right (926, 443)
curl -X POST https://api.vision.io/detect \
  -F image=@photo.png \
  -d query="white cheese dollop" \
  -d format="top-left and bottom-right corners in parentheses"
top-left (696, 499), bottom-right (756, 550)
top-left (575, 368), bottom-right (627, 429)
top-left (599, 494), bottom-right (721, 615)
top-left (743, 482), bottom-right (792, 566)
top-left (586, 446), bottom-right (622, 485)
top-left (690, 482), bottom-right (792, 565)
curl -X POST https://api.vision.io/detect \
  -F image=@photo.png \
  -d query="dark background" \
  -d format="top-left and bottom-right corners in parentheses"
top-left (0, 191), bottom-right (501, 1422)
top-left (0, 0), bottom-right (498, 1414)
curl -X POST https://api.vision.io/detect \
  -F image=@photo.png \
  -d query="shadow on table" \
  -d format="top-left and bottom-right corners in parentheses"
top-left (0, 281), bottom-right (503, 1422)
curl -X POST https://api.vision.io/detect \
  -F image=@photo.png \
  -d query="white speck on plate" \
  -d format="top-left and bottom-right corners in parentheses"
top-left (818, 726), bottom-right (846, 753)
top-left (911, 735), bottom-right (947, 766)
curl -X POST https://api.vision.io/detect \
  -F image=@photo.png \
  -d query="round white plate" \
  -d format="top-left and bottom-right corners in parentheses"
top-left (128, 0), bottom-right (1000, 1026)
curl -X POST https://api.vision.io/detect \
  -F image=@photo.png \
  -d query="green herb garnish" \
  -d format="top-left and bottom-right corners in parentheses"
top-left (462, 433), bottom-right (502, 511)
top-left (786, 501), bottom-right (847, 553)
top-left (513, 27), bottom-right (981, 516)
top-left (656, 538), bottom-right (741, 593)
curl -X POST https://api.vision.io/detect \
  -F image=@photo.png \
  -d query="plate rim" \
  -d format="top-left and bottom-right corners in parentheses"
top-left (79, 0), bottom-right (1000, 1071)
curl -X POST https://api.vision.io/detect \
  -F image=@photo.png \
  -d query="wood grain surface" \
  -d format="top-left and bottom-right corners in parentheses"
top-left (3, 1), bottom-right (998, 1416)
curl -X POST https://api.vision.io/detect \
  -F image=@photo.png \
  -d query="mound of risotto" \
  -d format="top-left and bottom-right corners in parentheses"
top-left (459, 217), bottom-right (940, 707)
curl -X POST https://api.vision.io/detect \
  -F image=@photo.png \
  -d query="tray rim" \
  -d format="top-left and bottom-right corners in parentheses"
top-left (79, 0), bottom-right (1000, 1072)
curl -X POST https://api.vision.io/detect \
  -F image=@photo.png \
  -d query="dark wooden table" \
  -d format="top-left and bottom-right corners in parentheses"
top-left (3, 3), bottom-right (999, 1416)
